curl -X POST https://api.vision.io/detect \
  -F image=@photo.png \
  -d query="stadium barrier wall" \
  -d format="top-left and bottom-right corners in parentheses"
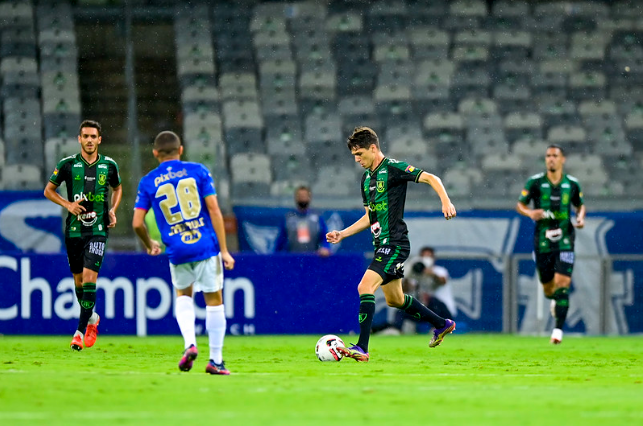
top-left (1, 192), bottom-right (642, 335)
top-left (1, 252), bottom-right (641, 336)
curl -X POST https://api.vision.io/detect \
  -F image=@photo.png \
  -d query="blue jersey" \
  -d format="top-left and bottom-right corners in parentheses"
top-left (135, 159), bottom-right (220, 265)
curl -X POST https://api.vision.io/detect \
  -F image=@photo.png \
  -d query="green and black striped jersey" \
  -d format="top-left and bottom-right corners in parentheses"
top-left (360, 157), bottom-right (424, 248)
top-left (518, 172), bottom-right (584, 253)
top-left (49, 153), bottom-right (121, 238)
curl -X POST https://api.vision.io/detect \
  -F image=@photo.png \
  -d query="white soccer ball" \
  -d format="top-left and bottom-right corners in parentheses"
top-left (315, 334), bottom-right (345, 362)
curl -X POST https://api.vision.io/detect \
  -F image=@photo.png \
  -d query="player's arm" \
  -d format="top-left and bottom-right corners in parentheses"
top-left (132, 208), bottom-right (161, 255)
top-left (326, 207), bottom-right (370, 244)
top-left (516, 201), bottom-right (545, 221)
top-left (44, 181), bottom-right (85, 215)
top-left (574, 204), bottom-right (586, 228)
top-left (107, 184), bottom-right (123, 228)
top-left (417, 172), bottom-right (456, 220)
top-left (205, 194), bottom-right (235, 270)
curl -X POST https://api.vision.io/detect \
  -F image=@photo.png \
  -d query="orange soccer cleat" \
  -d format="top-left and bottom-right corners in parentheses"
top-left (84, 314), bottom-right (100, 348)
top-left (70, 332), bottom-right (84, 351)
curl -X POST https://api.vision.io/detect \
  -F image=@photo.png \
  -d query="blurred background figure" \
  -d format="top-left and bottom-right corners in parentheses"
top-left (376, 246), bottom-right (456, 335)
top-left (278, 185), bottom-right (331, 257)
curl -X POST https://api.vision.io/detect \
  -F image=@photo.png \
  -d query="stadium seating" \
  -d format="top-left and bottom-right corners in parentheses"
top-left (1, 0), bottom-right (643, 207)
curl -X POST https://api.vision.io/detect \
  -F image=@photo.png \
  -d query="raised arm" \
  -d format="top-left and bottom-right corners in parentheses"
top-left (417, 172), bottom-right (456, 220)
top-left (326, 207), bottom-right (371, 244)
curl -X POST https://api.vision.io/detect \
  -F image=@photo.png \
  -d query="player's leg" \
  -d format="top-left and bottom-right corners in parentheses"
top-left (383, 280), bottom-right (455, 347)
top-left (170, 262), bottom-right (198, 370)
top-left (78, 236), bottom-right (107, 348)
top-left (66, 238), bottom-right (86, 350)
top-left (549, 252), bottom-right (574, 344)
top-left (198, 256), bottom-right (230, 375)
top-left (536, 251), bottom-right (564, 343)
top-left (336, 269), bottom-right (382, 362)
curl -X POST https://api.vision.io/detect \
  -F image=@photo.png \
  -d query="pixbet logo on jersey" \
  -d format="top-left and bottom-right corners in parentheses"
top-left (154, 169), bottom-right (188, 187)
top-left (74, 192), bottom-right (105, 203)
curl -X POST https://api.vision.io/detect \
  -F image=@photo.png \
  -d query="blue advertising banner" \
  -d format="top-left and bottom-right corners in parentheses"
top-left (0, 191), bottom-right (63, 252)
top-left (0, 252), bottom-right (506, 335)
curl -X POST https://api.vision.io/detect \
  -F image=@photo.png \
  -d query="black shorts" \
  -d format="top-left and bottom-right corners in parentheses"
top-left (65, 236), bottom-right (108, 274)
top-left (368, 245), bottom-right (410, 285)
top-left (534, 250), bottom-right (574, 284)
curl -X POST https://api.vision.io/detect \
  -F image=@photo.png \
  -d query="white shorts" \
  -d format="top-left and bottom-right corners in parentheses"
top-left (169, 255), bottom-right (224, 293)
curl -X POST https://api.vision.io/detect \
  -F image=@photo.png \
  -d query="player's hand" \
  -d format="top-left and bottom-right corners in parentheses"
top-left (67, 199), bottom-right (86, 216)
top-left (326, 230), bottom-right (343, 244)
top-left (148, 240), bottom-right (162, 256)
top-left (317, 247), bottom-right (331, 257)
top-left (574, 216), bottom-right (585, 229)
top-left (442, 202), bottom-right (456, 220)
top-left (107, 208), bottom-right (117, 228)
top-left (530, 209), bottom-right (545, 221)
top-left (221, 251), bottom-right (235, 270)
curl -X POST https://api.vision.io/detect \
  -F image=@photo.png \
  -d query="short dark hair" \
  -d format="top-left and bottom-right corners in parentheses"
top-left (547, 144), bottom-right (565, 156)
top-left (154, 131), bottom-right (181, 156)
top-left (420, 246), bottom-right (435, 255)
top-left (347, 126), bottom-right (380, 151)
top-left (79, 120), bottom-right (101, 136)
top-left (295, 185), bottom-right (310, 194)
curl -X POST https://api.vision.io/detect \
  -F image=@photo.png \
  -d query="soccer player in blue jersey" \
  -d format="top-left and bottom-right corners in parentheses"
top-left (132, 131), bottom-right (235, 375)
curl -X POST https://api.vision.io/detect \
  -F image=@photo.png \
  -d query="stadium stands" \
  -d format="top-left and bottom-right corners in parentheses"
top-left (1, 0), bottom-right (642, 209)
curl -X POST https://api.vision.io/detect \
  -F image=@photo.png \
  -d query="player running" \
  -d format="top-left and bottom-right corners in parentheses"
top-left (44, 120), bottom-right (122, 351)
top-left (517, 144), bottom-right (585, 345)
top-left (326, 127), bottom-right (457, 362)
top-left (132, 131), bottom-right (235, 375)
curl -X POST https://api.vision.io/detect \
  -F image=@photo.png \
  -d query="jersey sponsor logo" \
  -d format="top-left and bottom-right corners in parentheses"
top-left (78, 211), bottom-right (98, 227)
top-left (405, 165), bottom-right (416, 173)
top-left (73, 163), bottom-right (83, 168)
top-left (98, 164), bottom-right (108, 169)
top-left (370, 221), bottom-right (382, 238)
top-left (561, 183), bottom-right (570, 188)
top-left (562, 193), bottom-right (569, 204)
top-left (74, 192), bottom-right (105, 203)
top-left (542, 210), bottom-right (569, 220)
top-left (378, 169), bottom-right (387, 174)
top-left (369, 201), bottom-right (388, 212)
top-left (88, 241), bottom-right (105, 256)
top-left (550, 196), bottom-right (560, 201)
top-left (376, 181), bottom-right (385, 192)
top-left (545, 228), bottom-right (563, 242)
top-left (559, 251), bottom-right (574, 264)
top-left (541, 183), bottom-right (550, 188)
top-left (181, 229), bottom-right (202, 244)
top-left (154, 168), bottom-right (188, 187)
top-left (369, 186), bottom-right (376, 191)
top-left (376, 247), bottom-right (392, 255)
top-left (85, 176), bottom-right (96, 181)
top-left (98, 173), bottom-right (107, 185)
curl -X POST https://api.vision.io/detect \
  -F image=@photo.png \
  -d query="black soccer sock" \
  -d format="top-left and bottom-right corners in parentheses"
top-left (400, 294), bottom-right (446, 329)
top-left (552, 288), bottom-right (570, 330)
top-left (77, 282), bottom-right (96, 333)
top-left (356, 294), bottom-right (375, 353)
top-left (74, 286), bottom-right (83, 304)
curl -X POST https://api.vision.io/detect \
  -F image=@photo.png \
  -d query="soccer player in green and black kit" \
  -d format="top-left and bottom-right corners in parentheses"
top-left (44, 120), bottom-right (122, 351)
top-left (517, 144), bottom-right (585, 345)
top-left (326, 127), bottom-right (457, 362)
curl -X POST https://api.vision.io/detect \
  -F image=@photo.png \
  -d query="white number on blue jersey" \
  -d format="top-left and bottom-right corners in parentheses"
top-left (155, 178), bottom-right (201, 225)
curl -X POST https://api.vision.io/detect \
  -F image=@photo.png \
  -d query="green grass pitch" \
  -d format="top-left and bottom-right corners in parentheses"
top-left (1, 334), bottom-right (642, 425)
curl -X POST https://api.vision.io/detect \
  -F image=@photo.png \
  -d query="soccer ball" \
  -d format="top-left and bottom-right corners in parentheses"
top-left (315, 334), bottom-right (345, 362)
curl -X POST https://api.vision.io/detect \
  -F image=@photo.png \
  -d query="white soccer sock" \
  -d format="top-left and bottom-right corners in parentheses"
top-left (206, 304), bottom-right (226, 364)
top-left (175, 296), bottom-right (196, 349)
top-left (88, 312), bottom-right (99, 325)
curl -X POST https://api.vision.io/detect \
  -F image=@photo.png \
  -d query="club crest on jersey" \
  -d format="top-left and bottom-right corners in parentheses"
top-left (98, 173), bottom-right (107, 185)
top-left (376, 181), bottom-right (385, 192)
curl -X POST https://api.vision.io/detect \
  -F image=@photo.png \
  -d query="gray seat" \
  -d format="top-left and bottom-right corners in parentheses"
top-left (1, 164), bottom-right (42, 190)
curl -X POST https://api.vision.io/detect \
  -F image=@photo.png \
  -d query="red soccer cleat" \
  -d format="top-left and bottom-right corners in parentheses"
top-left (70, 332), bottom-right (84, 351)
top-left (84, 314), bottom-right (100, 348)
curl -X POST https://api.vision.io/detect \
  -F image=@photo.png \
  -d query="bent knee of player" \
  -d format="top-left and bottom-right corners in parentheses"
top-left (554, 274), bottom-right (571, 288)
top-left (541, 281), bottom-right (556, 297)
